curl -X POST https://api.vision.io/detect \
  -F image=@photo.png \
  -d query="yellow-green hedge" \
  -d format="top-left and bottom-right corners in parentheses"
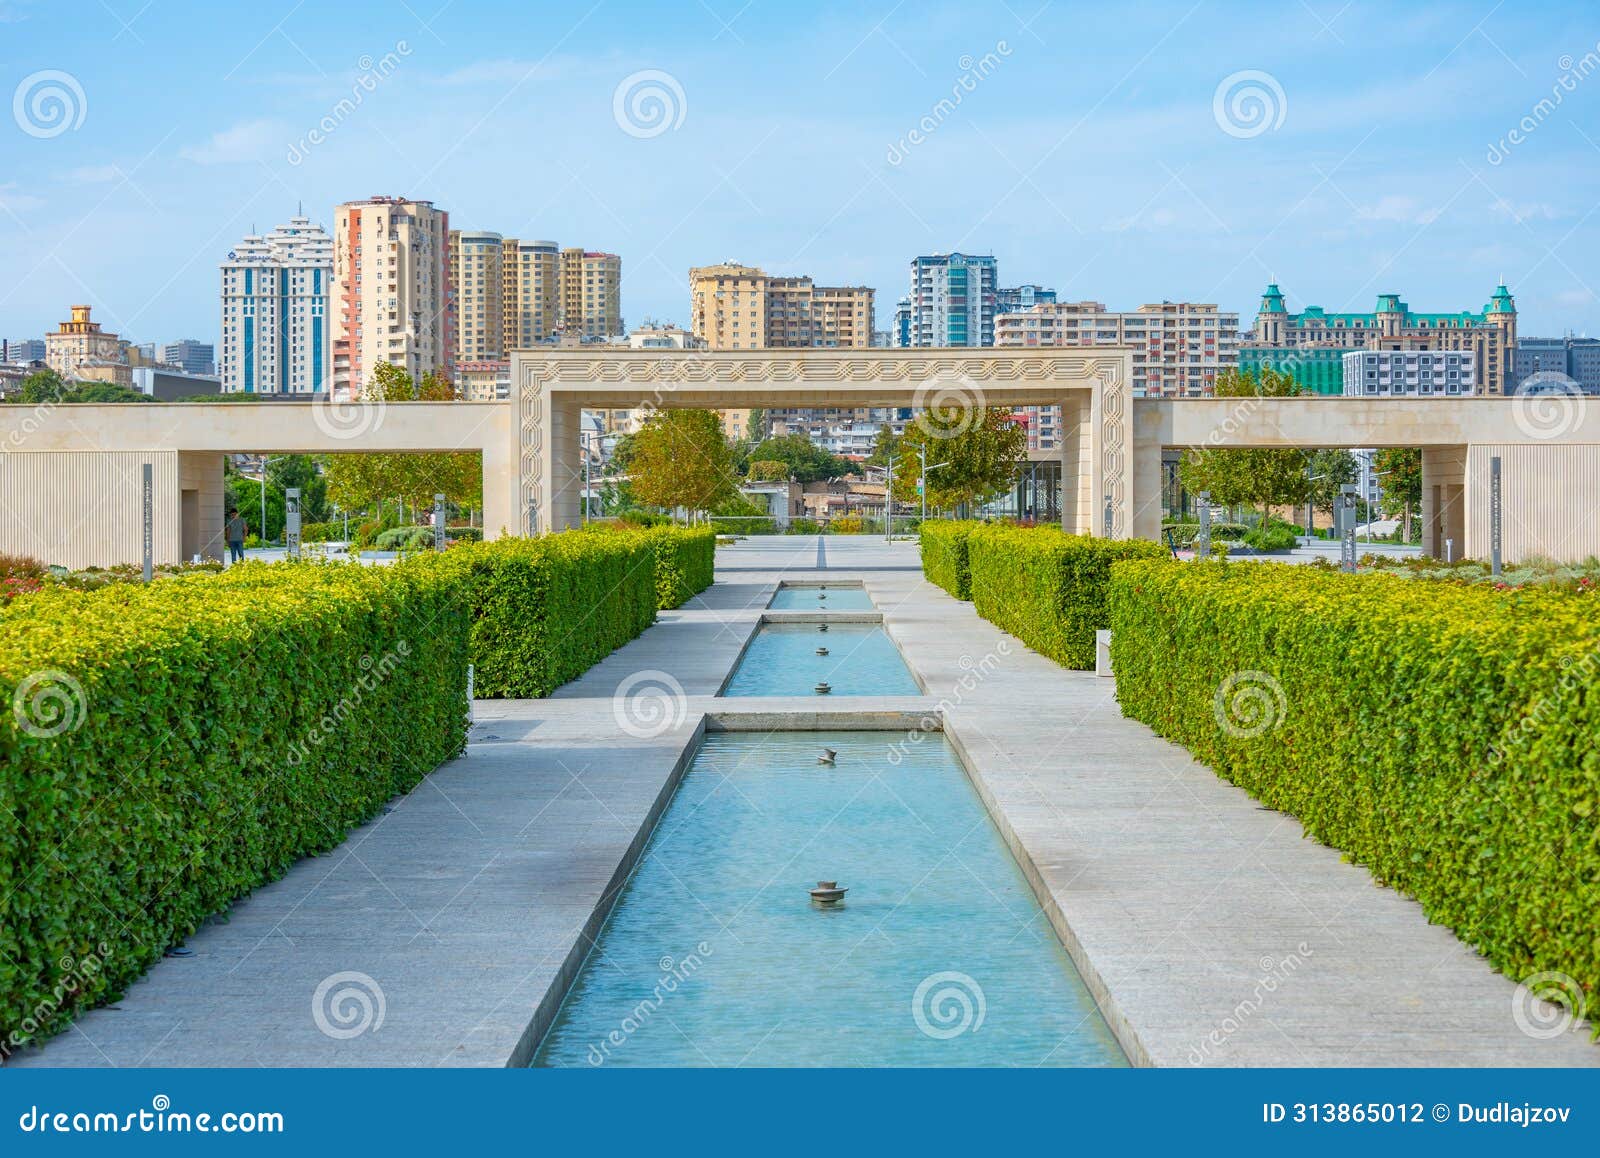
top-left (0, 560), bottom-right (469, 1050)
top-left (965, 526), bottom-right (1168, 669)
top-left (920, 520), bottom-right (982, 600)
top-left (1108, 560), bottom-right (1600, 1008)
top-left (419, 526), bottom-right (713, 699)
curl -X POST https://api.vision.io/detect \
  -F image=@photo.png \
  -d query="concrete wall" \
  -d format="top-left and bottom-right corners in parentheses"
top-left (1, 450), bottom-right (182, 568)
top-left (1466, 444), bottom-right (1600, 564)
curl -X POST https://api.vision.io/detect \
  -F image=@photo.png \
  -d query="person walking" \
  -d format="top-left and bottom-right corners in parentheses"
top-left (225, 508), bottom-right (248, 564)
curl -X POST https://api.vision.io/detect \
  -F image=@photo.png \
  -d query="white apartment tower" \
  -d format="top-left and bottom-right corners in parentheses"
top-left (332, 196), bottom-right (454, 397)
top-left (219, 216), bottom-right (333, 394)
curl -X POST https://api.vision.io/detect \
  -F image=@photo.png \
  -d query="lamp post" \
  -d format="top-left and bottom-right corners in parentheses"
top-left (919, 442), bottom-right (949, 526)
top-left (256, 455), bottom-right (286, 547)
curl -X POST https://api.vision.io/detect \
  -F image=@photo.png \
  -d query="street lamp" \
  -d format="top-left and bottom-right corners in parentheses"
top-left (919, 442), bottom-right (949, 526)
top-left (256, 455), bottom-right (286, 547)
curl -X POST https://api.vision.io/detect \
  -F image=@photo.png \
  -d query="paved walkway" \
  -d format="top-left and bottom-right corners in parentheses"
top-left (13, 534), bottom-right (1594, 1066)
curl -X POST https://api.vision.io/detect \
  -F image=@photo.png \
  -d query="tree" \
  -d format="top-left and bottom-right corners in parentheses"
top-left (628, 409), bottom-right (738, 516)
top-left (1374, 447), bottom-right (1422, 542)
top-left (4, 369), bottom-right (151, 405)
top-left (891, 407), bottom-right (1026, 512)
top-left (746, 459), bottom-right (790, 482)
top-left (744, 433), bottom-right (851, 484)
top-left (322, 363), bottom-right (482, 513)
top-left (745, 408), bottom-right (769, 441)
top-left (1178, 368), bottom-right (1311, 516)
top-left (1307, 448), bottom-right (1358, 515)
top-left (268, 454), bottom-right (329, 523)
top-left (866, 422), bottom-right (898, 468)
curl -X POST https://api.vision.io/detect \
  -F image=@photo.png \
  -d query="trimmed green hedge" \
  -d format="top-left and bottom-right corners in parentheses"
top-left (920, 520), bottom-right (982, 600)
top-left (966, 527), bottom-right (1169, 669)
top-left (1108, 560), bottom-right (1600, 1008)
top-left (0, 560), bottom-right (469, 1050)
top-left (420, 527), bottom-right (717, 699)
top-left (634, 526), bottom-right (716, 610)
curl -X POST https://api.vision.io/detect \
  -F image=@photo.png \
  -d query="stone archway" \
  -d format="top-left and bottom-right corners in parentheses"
top-left (510, 348), bottom-right (1137, 536)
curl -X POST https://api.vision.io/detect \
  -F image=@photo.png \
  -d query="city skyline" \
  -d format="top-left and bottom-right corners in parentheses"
top-left (3, 1), bottom-right (1599, 348)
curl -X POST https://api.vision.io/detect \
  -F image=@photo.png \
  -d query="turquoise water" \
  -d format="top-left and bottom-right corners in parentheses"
top-left (767, 583), bottom-right (875, 610)
top-left (723, 622), bottom-right (921, 697)
top-left (533, 732), bottom-right (1127, 1067)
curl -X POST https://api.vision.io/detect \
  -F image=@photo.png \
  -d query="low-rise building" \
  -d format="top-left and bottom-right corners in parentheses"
top-left (45, 306), bottom-right (131, 386)
top-left (1341, 349), bottom-right (1476, 396)
top-left (1514, 336), bottom-right (1600, 394)
top-left (457, 360), bottom-right (510, 401)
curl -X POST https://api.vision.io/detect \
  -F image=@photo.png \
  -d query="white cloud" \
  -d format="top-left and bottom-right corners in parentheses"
top-left (61, 163), bottom-right (125, 185)
top-left (1355, 195), bottom-right (1441, 226)
top-left (0, 182), bottom-right (46, 212)
top-left (1486, 197), bottom-right (1563, 223)
top-left (179, 119), bottom-right (284, 165)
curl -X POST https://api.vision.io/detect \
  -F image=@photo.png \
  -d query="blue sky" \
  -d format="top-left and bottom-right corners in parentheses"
top-left (2, 0), bottom-right (1598, 347)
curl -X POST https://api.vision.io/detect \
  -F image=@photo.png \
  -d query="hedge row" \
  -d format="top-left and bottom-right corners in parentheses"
top-left (0, 560), bottom-right (470, 1050)
top-left (1108, 560), bottom-right (1600, 1006)
top-left (628, 526), bottom-right (716, 610)
top-left (421, 527), bottom-right (713, 698)
top-left (920, 520), bottom-right (982, 600)
top-left (962, 526), bottom-right (1169, 668)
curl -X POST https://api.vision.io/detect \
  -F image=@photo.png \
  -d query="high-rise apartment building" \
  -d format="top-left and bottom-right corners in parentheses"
top-left (688, 262), bottom-right (875, 350)
top-left (45, 305), bottom-right (130, 385)
top-left (996, 300), bottom-right (1241, 398)
top-left (1252, 282), bottom-right (1516, 395)
top-left (560, 247), bottom-right (622, 338)
top-left (159, 339), bottom-right (216, 376)
top-left (332, 196), bottom-right (453, 397)
top-left (220, 216), bottom-right (334, 394)
top-left (503, 238), bottom-right (560, 348)
top-left (450, 230), bottom-right (505, 363)
top-left (996, 299), bottom-right (1240, 450)
top-left (907, 253), bottom-right (998, 347)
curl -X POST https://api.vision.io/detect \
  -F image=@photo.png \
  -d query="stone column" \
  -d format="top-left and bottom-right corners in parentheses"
top-left (1058, 393), bottom-right (1090, 533)
top-left (541, 392), bottom-right (584, 532)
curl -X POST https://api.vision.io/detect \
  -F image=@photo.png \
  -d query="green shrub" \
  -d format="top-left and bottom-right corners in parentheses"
top-left (967, 526), bottom-right (1168, 669)
top-left (1161, 521), bottom-right (1248, 548)
top-left (1243, 520), bottom-right (1298, 552)
top-left (828, 514), bottom-right (865, 535)
top-left (785, 518), bottom-right (821, 535)
top-left (584, 524), bottom-right (715, 610)
top-left (0, 560), bottom-right (469, 1049)
top-left (416, 531), bottom-right (660, 698)
top-left (1108, 560), bottom-right (1600, 1010)
top-left (920, 520), bottom-right (982, 600)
